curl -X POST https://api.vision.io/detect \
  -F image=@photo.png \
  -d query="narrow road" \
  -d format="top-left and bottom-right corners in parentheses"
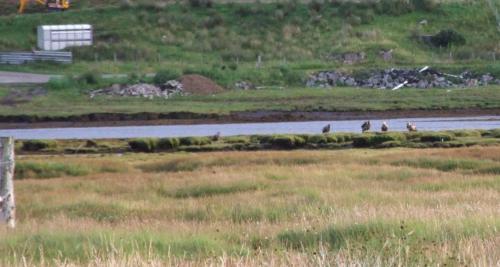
top-left (0, 71), bottom-right (59, 84)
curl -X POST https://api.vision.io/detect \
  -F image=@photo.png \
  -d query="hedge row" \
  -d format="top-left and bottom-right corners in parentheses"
top-left (129, 137), bottom-right (212, 152)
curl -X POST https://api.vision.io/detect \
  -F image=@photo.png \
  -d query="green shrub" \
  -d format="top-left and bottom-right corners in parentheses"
top-left (481, 129), bottom-right (500, 138)
top-left (451, 130), bottom-right (482, 138)
top-left (128, 138), bottom-right (157, 152)
top-left (46, 76), bottom-right (76, 91)
top-left (430, 29), bottom-right (466, 47)
top-left (157, 138), bottom-right (180, 150)
top-left (270, 135), bottom-right (306, 149)
top-left (279, 66), bottom-right (305, 86)
top-left (77, 72), bottom-right (101, 85)
top-left (325, 135), bottom-right (338, 143)
top-left (153, 69), bottom-right (181, 85)
top-left (307, 135), bottom-right (328, 144)
top-left (22, 140), bottom-right (56, 151)
top-left (420, 133), bottom-right (455, 142)
top-left (353, 133), bottom-right (406, 147)
top-left (334, 133), bottom-right (353, 143)
top-left (251, 135), bottom-right (274, 144)
top-left (224, 136), bottom-right (250, 144)
top-left (179, 137), bottom-right (212, 146)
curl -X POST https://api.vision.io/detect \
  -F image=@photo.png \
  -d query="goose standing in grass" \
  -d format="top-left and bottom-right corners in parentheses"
top-left (322, 124), bottom-right (331, 134)
top-left (361, 121), bottom-right (371, 133)
top-left (212, 131), bottom-right (221, 141)
top-left (381, 121), bottom-right (389, 132)
top-left (406, 122), bottom-right (417, 132)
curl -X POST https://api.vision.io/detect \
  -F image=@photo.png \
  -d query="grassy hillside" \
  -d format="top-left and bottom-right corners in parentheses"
top-left (2, 147), bottom-right (499, 265)
top-left (0, 0), bottom-right (499, 80)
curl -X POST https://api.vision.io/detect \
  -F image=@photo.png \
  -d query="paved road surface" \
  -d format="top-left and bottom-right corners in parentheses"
top-left (0, 71), bottom-right (59, 84)
top-left (1, 116), bottom-right (498, 140)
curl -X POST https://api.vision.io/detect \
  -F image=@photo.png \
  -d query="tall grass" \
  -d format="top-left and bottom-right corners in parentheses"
top-left (3, 147), bottom-right (500, 265)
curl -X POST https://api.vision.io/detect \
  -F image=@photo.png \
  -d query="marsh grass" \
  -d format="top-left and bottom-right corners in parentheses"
top-left (15, 159), bottom-right (128, 179)
top-left (3, 147), bottom-right (500, 265)
top-left (392, 157), bottom-right (500, 174)
top-left (170, 182), bottom-right (263, 198)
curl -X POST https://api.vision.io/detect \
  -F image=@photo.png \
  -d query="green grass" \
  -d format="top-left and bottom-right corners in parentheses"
top-left (15, 161), bottom-right (90, 179)
top-left (0, 1), bottom-right (498, 80)
top-left (169, 182), bottom-right (263, 198)
top-left (2, 86), bottom-right (500, 117)
top-left (2, 147), bottom-right (500, 265)
top-left (392, 157), bottom-right (500, 174)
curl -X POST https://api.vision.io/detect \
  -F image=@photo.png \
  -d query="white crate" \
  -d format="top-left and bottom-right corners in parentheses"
top-left (37, 24), bottom-right (93, 51)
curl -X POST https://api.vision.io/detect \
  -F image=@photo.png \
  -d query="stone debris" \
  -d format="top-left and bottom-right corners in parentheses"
top-left (90, 80), bottom-right (185, 99)
top-left (234, 81), bottom-right (256, 90)
top-left (306, 68), bottom-right (500, 89)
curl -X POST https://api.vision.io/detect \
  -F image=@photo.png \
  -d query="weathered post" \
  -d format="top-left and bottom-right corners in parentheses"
top-left (0, 137), bottom-right (15, 228)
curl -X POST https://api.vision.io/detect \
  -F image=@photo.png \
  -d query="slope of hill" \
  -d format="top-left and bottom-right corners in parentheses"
top-left (0, 0), bottom-right (498, 79)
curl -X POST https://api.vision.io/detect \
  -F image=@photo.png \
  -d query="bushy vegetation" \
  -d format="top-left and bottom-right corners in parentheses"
top-left (128, 138), bottom-right (157, 152)
top-left (153, 69), bottom-right (181, 85)
top-left (179, 137), bottom-right (212, 146)
top-left (21, 140), bottom-right (56, 151)
top-left (429, 29), bottom-right (466, 47)
top-left (16, 129), bottom-right (500, 156)
top-left (420, 132), bottom-right (455, 142)
top-left (269, 135), bottom-right (306, 149)
top-left (157, 137), bottom-right (180, 150)
top-left (352, 133), bottom-right (406, 147)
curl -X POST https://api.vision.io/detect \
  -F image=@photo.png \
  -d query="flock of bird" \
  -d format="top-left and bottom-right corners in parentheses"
top-left (211, 120), bottom-right (418, 140)
top-left (322, 121), bottom-right (417, 134)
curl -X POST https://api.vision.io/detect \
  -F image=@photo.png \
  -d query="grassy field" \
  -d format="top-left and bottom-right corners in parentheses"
top-left (1, 146), bottom-right (499, 265)
top-left (1, 85), bottom-right (500, 117)
top-left (0, 1), bottom-right (499, 82)
top-left (0, 1), bottom-right (499, 119)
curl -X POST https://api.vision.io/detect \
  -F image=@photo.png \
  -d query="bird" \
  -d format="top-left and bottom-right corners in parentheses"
top-left (361, 120), bottom-right (371, 133)
top-left (406, 122), bottom-right (417, 132)
top-left (322, 124), bottom-right (331, 134)
top-left (212, 131), bottom-right (221, 141)
top-left (381, 121), bottom-right (389, 132)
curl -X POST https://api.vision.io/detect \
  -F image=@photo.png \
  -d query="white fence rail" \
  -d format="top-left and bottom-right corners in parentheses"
top-left (0, 51), bottom-right (72, 65)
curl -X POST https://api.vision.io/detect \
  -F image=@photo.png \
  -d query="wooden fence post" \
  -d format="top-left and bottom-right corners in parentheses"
top-left (0, 137), bottom-right (15, 228)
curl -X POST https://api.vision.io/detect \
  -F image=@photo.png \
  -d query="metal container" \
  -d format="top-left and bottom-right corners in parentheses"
top-left (37, 24), bottom-right (93, 51)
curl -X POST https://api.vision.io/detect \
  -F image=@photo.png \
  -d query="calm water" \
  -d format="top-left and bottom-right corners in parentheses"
top-left (1, 116), bottom-right (499, 140)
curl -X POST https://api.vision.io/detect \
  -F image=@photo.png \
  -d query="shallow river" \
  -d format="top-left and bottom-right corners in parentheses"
top-left (1, 116), bottom-right (499, 140)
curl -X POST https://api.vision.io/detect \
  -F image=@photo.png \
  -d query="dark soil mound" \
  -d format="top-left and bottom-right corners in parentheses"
top-left (179, 74), bottom-right (224, 95)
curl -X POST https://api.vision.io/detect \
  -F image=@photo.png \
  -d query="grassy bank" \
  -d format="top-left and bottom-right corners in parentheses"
top-left (13, 129), bottom-right (500, 157)
top-left (2, 146), bottom-right (499, 265)
top-left (1, 85), bottom-right (500, 118)
top-left (0, 1), bottom-right (499, 82)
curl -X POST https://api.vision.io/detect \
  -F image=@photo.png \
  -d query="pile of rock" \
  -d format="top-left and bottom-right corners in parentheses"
top-left (234, 81), bottom-right (256, 90)
top-left (90, 80), bottom-right (184, 99)
top-left (306, 68), bottom-right (500, 89)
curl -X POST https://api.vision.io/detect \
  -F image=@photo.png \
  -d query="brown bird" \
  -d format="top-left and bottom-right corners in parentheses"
top-left (406, 122), bottom-right (417, 132)
top-left (361, 120), bottom-right (371, 133)
top-left (322, 124), bottom-right (331, 134)
top-left (212, 131), bottom-right (221, 141)
top-left (381, 121), bottom-right (389, 132)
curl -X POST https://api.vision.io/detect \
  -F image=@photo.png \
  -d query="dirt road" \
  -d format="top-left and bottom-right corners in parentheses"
top-left (0, 71), bottom-right (59, 84)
